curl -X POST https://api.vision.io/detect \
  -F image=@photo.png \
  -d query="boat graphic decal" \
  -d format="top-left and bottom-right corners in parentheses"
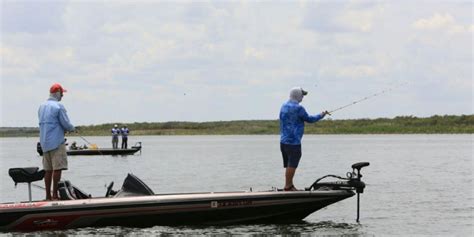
top-left (211, 200), bottom-right (252, 208)
top-left (33, 219), bottom-right (59, 228)
top-left (0, 202), bottom-right (47, 209)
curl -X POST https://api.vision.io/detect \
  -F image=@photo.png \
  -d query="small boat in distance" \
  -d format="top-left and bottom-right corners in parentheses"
top-left (1, 162), bottom-right (369, 231)
top-left (37, 142), bottom-right (142, 156)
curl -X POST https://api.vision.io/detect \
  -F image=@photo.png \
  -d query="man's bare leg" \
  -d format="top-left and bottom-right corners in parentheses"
top-left (51, 170), bottom-right (62, 200)
top-left (44, 171), bottom-right (53, 200)
top-left (285, 167), bottom-right (296, 190)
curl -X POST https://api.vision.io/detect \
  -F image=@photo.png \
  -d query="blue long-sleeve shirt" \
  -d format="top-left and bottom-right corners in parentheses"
top-left (279, 100), bottom-right (324, 145)
top-left (38, 98), bottom-right (75, 152)
top-left (121, 128), bottom-right (129, 138)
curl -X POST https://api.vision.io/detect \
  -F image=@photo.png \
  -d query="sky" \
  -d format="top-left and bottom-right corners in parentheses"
top-left (1, 0), bottom-right (472, 127)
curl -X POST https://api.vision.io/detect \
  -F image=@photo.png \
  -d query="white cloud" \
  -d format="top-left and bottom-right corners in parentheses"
top-left (303, 1), bottom-right (383, 33)
top-left (0, 46), bottom-right (40, 78)
top-left (336, 65), bottom-right (377, 78)
top-left (244, 47), bottom-right (265, 60)
top-left (412, 13), bottom-right (472, 34)
top-left (0, 1), bottom-right (472, 126)
top-left (413, 13), bottom-right (454, 30)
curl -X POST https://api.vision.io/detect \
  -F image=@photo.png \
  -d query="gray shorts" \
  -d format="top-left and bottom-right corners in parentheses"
top-left (43, 144), bottom-right (68, 171)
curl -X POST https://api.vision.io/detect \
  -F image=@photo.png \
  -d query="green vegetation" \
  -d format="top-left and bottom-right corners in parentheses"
top-left (1, 115), bottom-right (472, 137)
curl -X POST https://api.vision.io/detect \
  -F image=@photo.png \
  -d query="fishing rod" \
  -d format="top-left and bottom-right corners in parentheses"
top-left (78, 134), bottom-right (93, 146)
top-left (327, 83), bottom-right (407, 115)
top-left (74, 131), bottom-right (106, 156)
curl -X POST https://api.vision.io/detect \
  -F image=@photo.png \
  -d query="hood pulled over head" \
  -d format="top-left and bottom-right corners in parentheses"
top-left (289, 87), bottom-right (307, 103)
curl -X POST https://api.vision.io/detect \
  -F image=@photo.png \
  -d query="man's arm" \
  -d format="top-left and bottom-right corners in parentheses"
top-left (299, 107), bottom-right (326, 123)
top-left (58, 105), bottom-right (75, 132)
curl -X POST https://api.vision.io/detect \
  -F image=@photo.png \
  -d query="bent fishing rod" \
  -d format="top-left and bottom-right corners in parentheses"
top-left (77, 134), bottom-right (93, 146)
top-left (73, 130), bottom-right (106, 156)
top-left (326, 83), bottom-right (407, 115)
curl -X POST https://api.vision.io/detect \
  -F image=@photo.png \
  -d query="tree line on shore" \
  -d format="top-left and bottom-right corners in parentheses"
top-left (1, 114), bottom-right (472, 137)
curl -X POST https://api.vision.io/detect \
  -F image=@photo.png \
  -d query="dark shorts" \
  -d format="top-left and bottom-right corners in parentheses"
top-left (280, 143), bottom-right (302, 168)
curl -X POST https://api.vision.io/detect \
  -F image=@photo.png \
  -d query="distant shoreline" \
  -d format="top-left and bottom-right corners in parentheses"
top-left (1, 115), bottom-right (472, 137)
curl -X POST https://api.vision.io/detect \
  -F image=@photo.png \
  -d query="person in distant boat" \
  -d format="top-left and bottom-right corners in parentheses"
top-left (121, 125), bottom-right (129, 149)
top-left (111, 124), bottom-right (120, 149)
top-left (69, 141), bottom-right (78, 150)
top-left (38, 83), bottom-right (75, 201)
top-left (279, 87), bottom-right (328, 191)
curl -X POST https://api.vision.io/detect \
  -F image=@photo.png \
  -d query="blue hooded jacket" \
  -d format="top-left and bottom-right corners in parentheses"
top-left (279, 88), bottom-right (324, 145)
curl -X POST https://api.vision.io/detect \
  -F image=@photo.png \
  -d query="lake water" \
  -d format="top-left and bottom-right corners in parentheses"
top-left (0, 135), bottom-right (472, 236)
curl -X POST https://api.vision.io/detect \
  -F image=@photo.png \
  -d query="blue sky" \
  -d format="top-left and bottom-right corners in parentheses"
top-left (1, 0), bottom-right (472, 127)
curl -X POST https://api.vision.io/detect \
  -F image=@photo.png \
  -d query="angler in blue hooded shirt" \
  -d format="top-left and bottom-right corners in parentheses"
top-left (280, 87), bottom-right (328, 191)
top-left (38, 83), bottom-right (75, 200)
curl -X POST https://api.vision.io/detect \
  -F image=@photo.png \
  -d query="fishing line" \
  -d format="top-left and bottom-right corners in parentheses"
top-left (76, 131), bottom-right (115, 191)
top-left (77, 134), bottom-right (93, 146)
top-left (32, 183), bottom-right (45, 190)
top-left (327, 82), bottom-right (407, 114)
top-left (77, 130), bottom-right (135, 186)
top-left (75, 132), bottom-right (106, 157)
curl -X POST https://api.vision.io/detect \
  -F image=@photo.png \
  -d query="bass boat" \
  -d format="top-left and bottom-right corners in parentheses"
top-left (0, 162), bottom-right (369, 231)
top-left (36, 142), bottom-right (142, 156)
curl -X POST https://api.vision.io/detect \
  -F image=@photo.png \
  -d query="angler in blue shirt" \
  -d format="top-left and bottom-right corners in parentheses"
top-left (111, 125), bottom-right (120, 149)
top-left (121, 126), bottom-right (129, 149)
top-left (279, 87), bottom-right (328, 191)
top-left (38, 83), bottom-right (75, 200)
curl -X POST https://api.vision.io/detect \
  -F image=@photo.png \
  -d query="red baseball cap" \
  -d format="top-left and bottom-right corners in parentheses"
top-left (50, 83), bottom-right (67, 93)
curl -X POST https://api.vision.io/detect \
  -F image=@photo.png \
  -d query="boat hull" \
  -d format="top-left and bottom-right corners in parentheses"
top-left (66, 147), bottom-right (141, 156)
top-left (37, 142), bottom-right (142, 156)
top-left (0, 190), bottom-right (354, 231)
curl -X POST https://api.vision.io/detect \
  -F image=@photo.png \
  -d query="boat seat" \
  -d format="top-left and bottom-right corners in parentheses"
top-left (58, 180), bottom-right (92, 200)
top-left (58, 187), bottom-right (75, 200)
top-left (65, 180), bottom-right (78, 199)
top-left (8, 167), bottom-right (45, 202)
top-left (9, 167), bottom-right (45, 185)
top-left (58, 181), bottom-right (76, 200)
top-left (73, 185), bottom-right (92, 199)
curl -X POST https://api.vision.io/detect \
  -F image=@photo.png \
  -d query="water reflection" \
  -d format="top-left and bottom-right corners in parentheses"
top-left (1, 135), bottom-right (471, 236)
top-left (16, 222), bottom-right (363, 236)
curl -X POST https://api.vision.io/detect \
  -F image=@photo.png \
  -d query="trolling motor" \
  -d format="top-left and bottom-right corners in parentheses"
top-left (306, 162), bottom-right (370, 222)
top-left (132, 142), bottom-right (142, 155)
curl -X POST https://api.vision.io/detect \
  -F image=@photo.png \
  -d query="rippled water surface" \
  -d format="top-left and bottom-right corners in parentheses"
top-left (0, 135), bottom-right (472, 236)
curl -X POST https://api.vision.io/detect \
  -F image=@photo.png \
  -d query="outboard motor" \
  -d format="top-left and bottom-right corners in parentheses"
top-left (306, 162), bottom-right (370, 222)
